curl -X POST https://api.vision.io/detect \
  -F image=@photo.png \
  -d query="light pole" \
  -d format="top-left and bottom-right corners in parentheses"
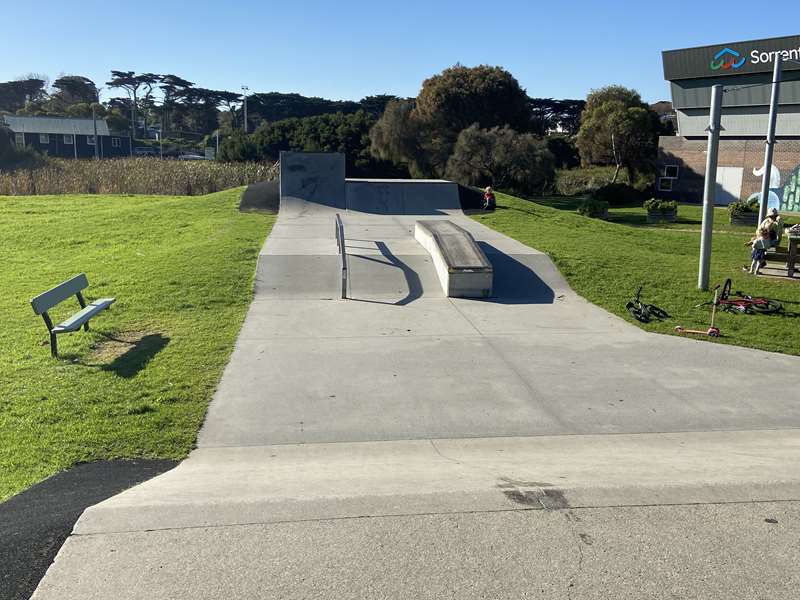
top-left (241, 85), bottom-right (249, 133)
top-left (698, 84), bottom-right (724, 291)
top-left (92, 87), bottom-right (103, 160)
top-left (758, 55), bottom-right (782, 224)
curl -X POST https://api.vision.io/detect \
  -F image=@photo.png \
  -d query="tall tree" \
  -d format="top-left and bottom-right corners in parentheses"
top-left (0, 78), bottom-right (47, 112)
top-left (51, 75), bottom-right (98, 108)
top-left (106, 71), bottom-right (144, 138)
top-left (576, 86), bottom-right (657, 181)
top-left (159, 74), bottom-right (194, 135)
top-left (371, 64), bottom-right (532, 177)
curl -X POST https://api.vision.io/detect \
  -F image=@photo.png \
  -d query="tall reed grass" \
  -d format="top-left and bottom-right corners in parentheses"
top-left (0, 158), bottom-right (276, 196)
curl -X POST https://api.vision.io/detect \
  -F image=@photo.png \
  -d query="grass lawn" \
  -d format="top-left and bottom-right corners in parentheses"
top-left (0, 189), bottom-right (274, 501)
top-left (473, 193), bottom-right (800, 355)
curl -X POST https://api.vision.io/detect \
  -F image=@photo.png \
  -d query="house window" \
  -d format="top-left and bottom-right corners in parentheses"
top-left (86, 135), bottom-right (96, 146)
top-left (39, 133), bottom-right (50, 144)
top-left (63, 134), bottom-right (74, 145)
top-left (111, 137), bottom-right (121, 148)
top-left (657, 177), bottom-right (673, 192)
top-left (662, 165), bottom-right (679, 179)
top-left (14, 133), bottom-right (24, 147)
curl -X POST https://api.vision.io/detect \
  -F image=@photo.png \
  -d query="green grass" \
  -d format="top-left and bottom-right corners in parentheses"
top-left (473, 193), bottom-right (800, 355)
top-left (0, 189), bottom-right (275, 500)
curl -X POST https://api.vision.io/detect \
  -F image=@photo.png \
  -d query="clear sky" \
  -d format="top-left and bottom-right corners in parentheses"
top-left (3, 0), bottom-right (798, 104)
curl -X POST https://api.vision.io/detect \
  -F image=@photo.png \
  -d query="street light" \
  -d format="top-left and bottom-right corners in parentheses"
top-left (241, 85), bottom-right (249, 133)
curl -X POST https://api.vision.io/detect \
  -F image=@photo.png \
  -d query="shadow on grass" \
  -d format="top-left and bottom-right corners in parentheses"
top-left (100, 333), bottom-right (169, 378)
top-left (74, 332), bottom-right (170, 377)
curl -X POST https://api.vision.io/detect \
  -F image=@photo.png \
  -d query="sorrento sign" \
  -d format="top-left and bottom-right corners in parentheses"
top-left (663, 35), bottom-right (800, 80)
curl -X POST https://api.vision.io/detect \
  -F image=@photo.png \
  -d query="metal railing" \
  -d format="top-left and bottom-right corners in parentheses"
top-left (335, 213), bottom-right (348, 299)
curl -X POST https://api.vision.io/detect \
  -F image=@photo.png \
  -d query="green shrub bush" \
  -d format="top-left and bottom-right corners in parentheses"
top-left (644, 198), bottom-right (678, 213)
top-left (577, 197), bottom-right (609, 218)
top-left (590, 183), bottom-right (646, 206)
top-left (728, 197), bottom-right (759, 217)
top-left (555, 166), bottom-right (620, 196)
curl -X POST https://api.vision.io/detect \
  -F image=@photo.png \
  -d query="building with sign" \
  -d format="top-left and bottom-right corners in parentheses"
top-left (657, 34), bottom-right (800, 213)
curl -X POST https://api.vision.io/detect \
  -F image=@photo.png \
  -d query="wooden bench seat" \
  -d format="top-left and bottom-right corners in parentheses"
top-left (31, 273), bottom-right (116, 357)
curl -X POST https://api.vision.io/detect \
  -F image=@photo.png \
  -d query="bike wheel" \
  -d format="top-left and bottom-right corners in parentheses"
top-left (645, 304), bottom-right (670, 320)
top-left (721, 278), bottom-right (732, 300)
top-left (626, 302), bottom-right (650, 323)
top-left (750, 299), bottom-right (783, 314)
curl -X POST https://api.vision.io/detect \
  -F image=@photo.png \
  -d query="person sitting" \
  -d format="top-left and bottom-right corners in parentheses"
top-left (483, 186), bottom-right (496, 211)
top-left (759, 207), bottom-right (783, 249)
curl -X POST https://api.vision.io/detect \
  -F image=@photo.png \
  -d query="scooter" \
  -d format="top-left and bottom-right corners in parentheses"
top-left (675, 289), bottom-right (721, 337)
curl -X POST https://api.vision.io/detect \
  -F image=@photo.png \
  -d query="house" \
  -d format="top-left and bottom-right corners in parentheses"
top-left (2, 115), bottom-right (132, 159)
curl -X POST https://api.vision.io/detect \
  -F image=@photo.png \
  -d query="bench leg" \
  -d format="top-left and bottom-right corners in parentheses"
top-left (84, 321), bottom-right (90, 332)
top-left (50, 332), bottom-right (58, 358)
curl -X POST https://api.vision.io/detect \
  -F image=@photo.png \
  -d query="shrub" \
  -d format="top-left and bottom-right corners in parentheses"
top-left (728, 197), bottom-right (759, 217)
top-left (445, 125), bottom-right (555, 196)
top-left (555, 166), bottom-right (619, 196)
top-left (644, 198), bottom-right (678, 213)
top-left (590, 183), bottom-right (646, 206)
top-left (577, 197), bottom-right (609, 218)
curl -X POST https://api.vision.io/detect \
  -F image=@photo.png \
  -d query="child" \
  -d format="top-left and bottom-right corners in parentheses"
top-left (483, 186), bottom-right (496, 211)
top-left (746, 226), bottom-right (771, 275)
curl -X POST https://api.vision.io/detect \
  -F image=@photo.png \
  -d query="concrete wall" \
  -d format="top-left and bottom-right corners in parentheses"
top-left (279, 151), bottom-right (346, 209)
top-left (345, 180), bottom-right (460, 215)
top-left (657, 136), bottom-right (800, 212)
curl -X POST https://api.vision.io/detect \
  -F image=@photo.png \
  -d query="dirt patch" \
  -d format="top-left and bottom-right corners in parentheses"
top-left (90, 330), bottom-right (158, 362)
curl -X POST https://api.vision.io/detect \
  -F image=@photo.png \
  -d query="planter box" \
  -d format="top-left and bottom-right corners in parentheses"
top-left (647, 210), bottom-right (677, 223)
top-left (730, 212), bottom-right (759, 226)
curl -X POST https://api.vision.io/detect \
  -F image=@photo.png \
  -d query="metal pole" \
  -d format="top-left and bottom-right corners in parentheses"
top-left (698, 84), bottom-right (724, 291)
top-left (92, 103), bottom-right (99, 160)
top-left (241, 86), bottom-right (249, 133)
top-left (758, 55), bottom-right (782, 224)
top-left (215, 130), bottom-right (219, 157)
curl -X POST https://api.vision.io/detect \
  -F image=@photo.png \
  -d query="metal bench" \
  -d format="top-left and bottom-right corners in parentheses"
top-left (31, 273), bottom-right (115, 357)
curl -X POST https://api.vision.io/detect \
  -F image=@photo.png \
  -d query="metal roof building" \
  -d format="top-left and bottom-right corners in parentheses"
top-left (3, 115), bottom-right (111, 136)
top-left (662, 35), bottom-right (800, 138)
top-left (3, 115), bottom-right (131, 159)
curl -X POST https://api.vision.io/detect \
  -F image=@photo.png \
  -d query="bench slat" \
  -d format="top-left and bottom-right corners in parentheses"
top-left (51, 298), bottom-right (116, 333)
top-left (31, 274), bottom-right (90, 315)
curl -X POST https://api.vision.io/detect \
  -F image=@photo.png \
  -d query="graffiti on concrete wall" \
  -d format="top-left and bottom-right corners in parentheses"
top-left (747, 164), bottom-right (800, 213)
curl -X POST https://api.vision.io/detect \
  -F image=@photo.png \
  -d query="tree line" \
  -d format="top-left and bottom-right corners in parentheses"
top-left (1, 65), bottom-right (671, 196)
top-left (0, 72), bottom-right (401, 142)
top-left (220, 64), bottom-right (668, 196)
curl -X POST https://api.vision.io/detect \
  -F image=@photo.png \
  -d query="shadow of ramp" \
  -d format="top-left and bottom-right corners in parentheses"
top-left (239, 181), bottom-right (279, 213)
top-left (477, 242), bottom-right (555, 305)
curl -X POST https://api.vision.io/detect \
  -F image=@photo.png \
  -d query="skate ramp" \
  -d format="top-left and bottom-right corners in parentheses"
top-left (345, 179), bottom-right (460, 215)
top-left (279, 151), bottom-right (345, 216)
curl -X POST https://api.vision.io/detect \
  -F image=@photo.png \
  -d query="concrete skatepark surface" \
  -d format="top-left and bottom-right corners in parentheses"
top-left (32, 153), bottom-right (800, 599)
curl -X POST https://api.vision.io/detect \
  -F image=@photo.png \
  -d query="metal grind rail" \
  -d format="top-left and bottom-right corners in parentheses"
top-left (335, 214), bottom-right (348, 299)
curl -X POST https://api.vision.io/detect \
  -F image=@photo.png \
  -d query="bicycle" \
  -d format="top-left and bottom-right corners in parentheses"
top-left (626, 285), bottom-right (670, 323)
top-left (695, 278), bottom-right (782, 314)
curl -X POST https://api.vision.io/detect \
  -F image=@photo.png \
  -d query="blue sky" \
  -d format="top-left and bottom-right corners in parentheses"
top-left (3, 1), bottom-right (798, 104)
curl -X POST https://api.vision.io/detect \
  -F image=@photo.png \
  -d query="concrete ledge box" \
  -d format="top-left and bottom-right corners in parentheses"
top-left (414, 220), bottom-right (492, 298)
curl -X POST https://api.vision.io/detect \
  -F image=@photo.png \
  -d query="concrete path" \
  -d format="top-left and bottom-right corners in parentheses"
top-left (32, 178), bottom-right (800, 599)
